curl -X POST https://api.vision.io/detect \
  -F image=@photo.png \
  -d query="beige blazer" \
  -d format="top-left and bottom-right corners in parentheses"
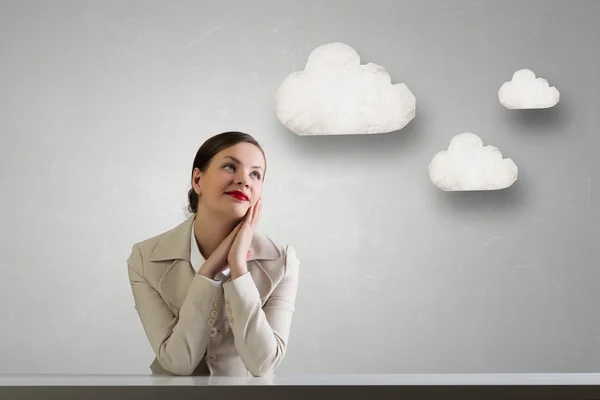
top-left (126, 215), bottom-right (300, 377)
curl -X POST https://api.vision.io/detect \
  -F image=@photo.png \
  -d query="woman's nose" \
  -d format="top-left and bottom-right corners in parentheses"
top-left (236, 174), bottom-right (250, 186)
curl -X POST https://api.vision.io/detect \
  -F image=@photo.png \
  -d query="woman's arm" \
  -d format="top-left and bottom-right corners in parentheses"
top-left (127, 244), bottom-right (222, 376)
top-left (222, 245), bottom-right (300, 377)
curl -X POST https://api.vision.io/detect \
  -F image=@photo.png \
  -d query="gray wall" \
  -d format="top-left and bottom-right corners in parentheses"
top-left (0, 0), bottom-right (599, 375)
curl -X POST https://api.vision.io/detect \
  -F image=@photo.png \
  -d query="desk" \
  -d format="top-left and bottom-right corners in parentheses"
top-left (2, 373), bottom-right (600, 399)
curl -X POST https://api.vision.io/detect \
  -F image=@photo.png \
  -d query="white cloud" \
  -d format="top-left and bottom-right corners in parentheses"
top-left (428, 133), bottom-right (518, 191)
top-left (274, 42), bottom-right (416, 136)
top-left (498, 69), bottom-right (560, 109)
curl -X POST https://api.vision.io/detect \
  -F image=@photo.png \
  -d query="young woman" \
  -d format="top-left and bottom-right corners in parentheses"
top-left (127, 131), bottom-right (300, 377)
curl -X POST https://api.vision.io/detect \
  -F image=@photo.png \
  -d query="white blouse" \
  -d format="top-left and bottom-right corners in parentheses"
top-left (189, 221), bottom-right (231, 284)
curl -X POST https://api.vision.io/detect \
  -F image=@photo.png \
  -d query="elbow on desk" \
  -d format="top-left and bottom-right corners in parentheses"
top-left (155, 350), bottom-right (197, 376)
top-left (246, 348), bottom-right (285, 377)
top-left (248, 365), bottom-right (273, 378)
top-left (159, 360), bottom-right (196, 376)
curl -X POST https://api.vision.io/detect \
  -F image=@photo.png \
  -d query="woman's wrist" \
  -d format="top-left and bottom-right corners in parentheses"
top-left (198, 263), bottom-right (217, 280)
top-left (229, 263), bottom-right (248, 280)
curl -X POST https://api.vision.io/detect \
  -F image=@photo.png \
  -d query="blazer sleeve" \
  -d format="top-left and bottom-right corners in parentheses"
top-left (222, 245), bottom-right (300, 377)
top-left (127, 244), bottom-right (223, 376)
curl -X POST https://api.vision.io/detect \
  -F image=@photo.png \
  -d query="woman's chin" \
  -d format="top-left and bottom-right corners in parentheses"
top-left (222, 202), bottom-right (249, 218)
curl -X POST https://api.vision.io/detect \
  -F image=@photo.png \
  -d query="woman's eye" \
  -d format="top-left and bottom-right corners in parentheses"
top-left (223, 163), bottom-right (260, 179)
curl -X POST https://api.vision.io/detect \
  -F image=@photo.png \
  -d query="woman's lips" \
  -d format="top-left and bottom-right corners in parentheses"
top-left (226, 191), bottom-right (249, 201)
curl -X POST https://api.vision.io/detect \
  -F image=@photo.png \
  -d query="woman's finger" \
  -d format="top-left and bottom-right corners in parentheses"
top-left (245, 201), bottom-right (254, 224)
top-left (253, 198), bottom-right (262, 226)
top-left (250, 198), bottom-right (259, 225)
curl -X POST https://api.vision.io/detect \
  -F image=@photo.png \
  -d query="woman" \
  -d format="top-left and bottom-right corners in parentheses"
top-left (127, 131), bottom-right (300, 377)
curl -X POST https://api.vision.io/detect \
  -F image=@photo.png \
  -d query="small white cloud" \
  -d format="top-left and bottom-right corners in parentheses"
top-left (274, 42), bottom-right (416, 136)
top-left (498, 69), bottom-right (560, 109)
top-left (428, 133), bottom-right (518, 191)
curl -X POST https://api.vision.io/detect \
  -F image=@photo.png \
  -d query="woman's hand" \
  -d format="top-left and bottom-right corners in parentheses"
top-left (228, 198), bottom-right (262, 279)
top-left (198, 222), bottom-right (243, 279)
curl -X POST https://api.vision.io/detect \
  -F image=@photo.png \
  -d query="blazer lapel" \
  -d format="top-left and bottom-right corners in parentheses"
top-left (150, 216), bottom-right (196, 309)
top-left (245, 233), bottom-right (283, 302)
top-left (149, 214), bottom-right (283, 309)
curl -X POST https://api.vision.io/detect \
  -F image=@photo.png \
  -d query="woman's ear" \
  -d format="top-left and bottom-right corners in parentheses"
top-left (191, 168), bottom-right (203, 195)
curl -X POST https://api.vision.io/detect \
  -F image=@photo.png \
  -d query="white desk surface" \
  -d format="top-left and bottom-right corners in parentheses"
top-left (2, 373), bottom-right (600, 386)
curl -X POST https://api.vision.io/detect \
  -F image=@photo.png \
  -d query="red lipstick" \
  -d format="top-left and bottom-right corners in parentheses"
top-left (225, 190), bottom-right (249, 201)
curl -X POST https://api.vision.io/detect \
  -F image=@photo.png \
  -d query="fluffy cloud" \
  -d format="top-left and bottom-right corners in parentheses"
top-left (428, 133), bottom-right (518, 191)
top-left (498, 69), bottom-right (560, 109)
top-left (274, 42), bottom-right (416, 135)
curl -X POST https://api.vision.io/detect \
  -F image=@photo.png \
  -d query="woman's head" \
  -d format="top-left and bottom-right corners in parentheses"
top-left (188, 131), bottom-right (266, 219)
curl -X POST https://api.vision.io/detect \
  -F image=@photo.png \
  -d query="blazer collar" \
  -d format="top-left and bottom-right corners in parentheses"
top-left (149, 215), bottom-right (281, 263)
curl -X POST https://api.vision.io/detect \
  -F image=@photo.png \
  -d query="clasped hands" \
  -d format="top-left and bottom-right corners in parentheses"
top-left (198, 198), bottom-right (262, 281)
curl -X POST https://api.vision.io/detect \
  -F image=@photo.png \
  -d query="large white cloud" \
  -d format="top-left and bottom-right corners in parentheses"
top-left (274, 42), bottom-right (416, 135)
top-left (428, 133), bottom-right (518, 191)
top-left (498, 69), bottom-right (560, 109)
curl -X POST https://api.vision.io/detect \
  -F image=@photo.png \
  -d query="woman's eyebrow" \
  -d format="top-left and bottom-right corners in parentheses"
top-left (222, 156), bottom-right (263, 170)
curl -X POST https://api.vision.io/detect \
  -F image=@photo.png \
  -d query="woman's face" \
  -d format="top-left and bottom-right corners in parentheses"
top-left (193, 142), bottom-right (265, 219)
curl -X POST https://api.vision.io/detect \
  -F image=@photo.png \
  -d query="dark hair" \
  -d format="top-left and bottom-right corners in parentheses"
top-left (187, 131), bottom-right (266, 214)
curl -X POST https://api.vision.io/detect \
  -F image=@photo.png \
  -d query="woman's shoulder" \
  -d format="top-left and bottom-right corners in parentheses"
top-left (128, 217), bottom-right (194, 266)
top-left (253, 232), bottom-right (300, 275)
top-left (251, 231), bottom-right (287, 260)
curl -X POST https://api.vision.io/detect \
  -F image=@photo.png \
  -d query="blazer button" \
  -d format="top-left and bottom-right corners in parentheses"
top-left (213, 301), bottom-right (221, 308)
top-left (209, 327), bottom-right (218, 338)
top-left (207, 318), bottom-right (214, 325)
top-left (210, 310), bottom-right (218, 317)
top-left (229, 317), bottom-right (234, 324)
top-left (227, 307), bottom-right (232, 314)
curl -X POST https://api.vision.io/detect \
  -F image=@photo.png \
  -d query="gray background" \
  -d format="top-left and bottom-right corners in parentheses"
top-left (0, 0), bottom-right (599, 375)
